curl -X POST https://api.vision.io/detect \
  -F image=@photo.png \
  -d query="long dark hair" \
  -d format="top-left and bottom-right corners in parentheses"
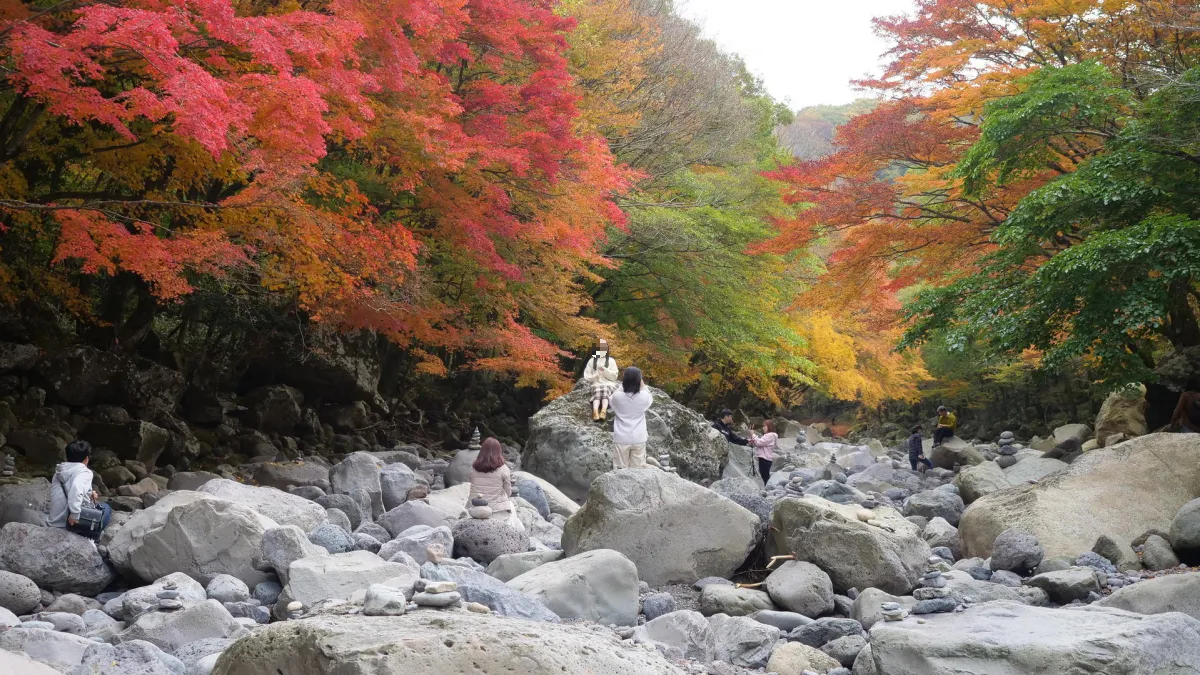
top-left (473, 437), bottom-right (506, 473)
top-left (591, 340), bottom-right (612, 369)
top-left (621, 366), bottom-right (643, 395)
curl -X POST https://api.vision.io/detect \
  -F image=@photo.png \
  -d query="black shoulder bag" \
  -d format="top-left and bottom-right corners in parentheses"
top-left (58, 477), bottom-right (104, 539)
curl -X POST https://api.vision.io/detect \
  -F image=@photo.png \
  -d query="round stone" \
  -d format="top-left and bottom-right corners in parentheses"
top-left (468, 506), bottom-right (493, 520)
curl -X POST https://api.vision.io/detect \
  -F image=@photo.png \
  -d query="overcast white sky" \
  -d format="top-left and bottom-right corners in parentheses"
top-left (677, 0), bottom-right (916, 110)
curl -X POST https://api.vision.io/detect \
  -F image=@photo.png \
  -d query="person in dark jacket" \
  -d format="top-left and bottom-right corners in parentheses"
top-left (908, 426), bottom-right (933, 471)
top-left (713, 409), bottom-right (749, 446)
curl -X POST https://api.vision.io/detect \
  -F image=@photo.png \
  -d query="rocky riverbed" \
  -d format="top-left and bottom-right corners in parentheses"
top-left (1, 344), bottom-right (1200, 674)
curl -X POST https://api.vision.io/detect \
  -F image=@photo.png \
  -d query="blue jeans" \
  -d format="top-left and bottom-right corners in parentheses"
top-left (69, 502), bottom-right (112, 539)
top-left (910, 455), bottom-right (933, 471)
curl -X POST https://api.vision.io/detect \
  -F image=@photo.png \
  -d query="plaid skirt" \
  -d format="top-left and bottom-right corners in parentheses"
top-left (591, 379), bottom-right (618, 401)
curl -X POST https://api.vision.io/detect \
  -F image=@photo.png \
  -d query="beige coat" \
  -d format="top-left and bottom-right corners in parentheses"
top-left (467, 464), bottom-right (515, 513)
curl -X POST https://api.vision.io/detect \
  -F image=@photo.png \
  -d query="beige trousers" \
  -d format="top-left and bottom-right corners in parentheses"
top-left (613, 442), bottom-right (647, 469)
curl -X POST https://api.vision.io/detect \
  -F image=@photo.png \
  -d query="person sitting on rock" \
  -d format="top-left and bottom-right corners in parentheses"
top-left (713, 409), bottom-right (750, 447)
top-left (1171, 386), bottom-right (1200, 433)
top-left (583, 339), bottom-right (619, 423)
top-left (908, 425), bottom-right (933, 471)
top-left (48, 440), bottom-right (111, 537)
top-left (933, 406), bottom-right (957, 447)
top-left (466, 437), bottom-right (524, 531)
top-left (609, 366), bottom-right (653, 469)
top-left (749, 419), bottom-right (779, 480)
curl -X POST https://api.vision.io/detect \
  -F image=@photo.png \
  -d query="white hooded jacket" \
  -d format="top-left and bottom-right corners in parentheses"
top-left (48, 462), bottom-right (95, 528)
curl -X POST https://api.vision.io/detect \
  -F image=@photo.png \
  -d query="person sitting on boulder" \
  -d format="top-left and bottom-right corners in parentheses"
top-left (609, 366), bottom-right (653, 469)
top-left (933, 406), bottom-right (957, 447)
top-left (713, 409), bottom-right (750, 446)
top-left (48, 440), bottom-right (111, 537)
top-left (1171, 387), bottom-right (1200, 433)
top-left (466, 437), bottom-right (524, 531)
top-left (749, 419), bottom-right (779, 480)
top-left (583, 339), bottom-right (619, 423)
top-left (908, 426), bottom-right (933, 471)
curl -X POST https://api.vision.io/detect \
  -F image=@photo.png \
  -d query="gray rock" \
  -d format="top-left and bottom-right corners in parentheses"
top-left (252, 581), bottom-right (282, 605)
top-left (329, 452), bottom-right (384, 518)
top-left (379, 463), bottom-right (422, 511)
top-left (129, 498), bottom-right (276, 587)
top-left (30, 611), bottom-right (86, 634)
top-left (515, 478), bottom-right (552, 520)
top-left (166, 472), bottom-right (220, 491)
top-left (485, 549), bottom-right (564, 583)
top-left (633, 610), bottom-right (714, 661)
top-left (764, 560), bottom-right (834, 617)
top-left (903, 488), bottom-right (965, 526)
top-left (363, 583), bottom-right (408, 616)
top-left (1076, 550), bottom-right (1118, 575)
top-left (771, 497), bottom-right (930, 595)
top-left (0, 570), bottom-right (41, 614)
top-left (205, 575), bottom-right (250, 604)
top-left (81, 608), bottom-right (123, 641)
top-left (942, 570), bottom-right (1047, 606)
top-left (251, 460), bottom-right (330, 494)
top-left (709, 613), bottom-right (780, 668)
top-left (276, 551), bottom-right (420, 617)
top-left (420, 562), bottom-right (559, 622)
top-left (989, 528), bottom-right (1044, 574)
top-left (1026, 567), bottom-right (1102, 604)
top-left (1092, 534), bottom-right (1141, 572)
top-left (641, 592), bottom-right (676, 620)
top-left (222, 601), bottom-right (269, 624)
top-left (699, 585), bottom-right (774, 617)
top-left (0, 627), bottom-right (96, 672)
top-left (1033, 555), bottom-right (1075, 576)
top-left (77, 639), bottom-right (186, 675)
top-left (506, 549), bottom-right (639, 626)
top-left (562, 469), bottom-right (760, 586)
top-left (207, 612), bottom-right (684, 675)
top-left (751, 609), bottom-right (813, 632)
top-left (1097, 571), bottom-right (1200, 620)
top-left (324, 507), bottom-right (352, 533)
top-left (922, 517), bottom-right (962, 560)
top-left (44, 592), bottom-right (95, 615)
top-left (0, 606), bottom-right (17, 627)
top-left (767, 641), bottom-right (843, 674)
top-left (693, 576), bottom-right (734, 591)
top-left (114, 600), bottom-right (246, 652)
top-left (1171, 497), bottom-right (1200, 564)
top-left (822, 634), bottom-right (868, 667)
top-left (314, 493), bottom-right (364, 530)
top-left (0, 522), bottom-right (115, 595)
top-left (790, 616), bottom-right (864, 648)
top-left (307, 522), bottom-right (357, 553)
top-left (1141, 534), bottom-right (1181, 571)
top-left (170, 637), bottom-right (234, 668)
top-left (377, 500), bottom-right (455, 537)
top-left (911, 596), bottom-right (957, 614)
top-left (954, 462), bottom-right (1011, 504)
top-left (378, 524), bottom-right (453, 565)
top-left (989, 569), bottom-right (1022, 587)
top-left (261, 525), bottom-right (326, 585)
top-left (352, 532), bottom-right (381, 554)
top-left (452, 517), bottom-right (529, 565)
top-left (870, 600), bottom-right (1200, 673)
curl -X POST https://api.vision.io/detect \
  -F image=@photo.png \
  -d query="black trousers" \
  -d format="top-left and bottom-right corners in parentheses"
top-left (933, 427), bottom-right (954, 445)
top-left (756, 457), bottom-right (772, 480)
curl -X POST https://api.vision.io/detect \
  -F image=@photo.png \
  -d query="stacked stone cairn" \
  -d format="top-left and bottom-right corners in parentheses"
top-left (286, 601), bottom-right (304, 620)
top-left (468, 496), bottom-right (492, 520)
top-left (1, 452), bottom-right (14, 476)
top-left (157, 580), bottom-right (183, 611)
top-left (880, 601), bottom-right (905, 622)
top-left (412, 579), bottom-right (462, 609)
top-left (911, 558), bottom-right (957, 615)
top-left (998, 431), bottom-right (1018, 455)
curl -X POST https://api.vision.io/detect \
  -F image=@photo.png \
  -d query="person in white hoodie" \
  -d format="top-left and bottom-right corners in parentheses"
top-left (608, 366), bottom-right (653, 469)
top-left (48, 440), bottom-right (110, 536)
top-left (583, 339), bottom-right (619, 423)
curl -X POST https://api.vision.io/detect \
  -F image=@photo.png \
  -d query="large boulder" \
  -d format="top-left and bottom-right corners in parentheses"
top-left (561, 469), bottom-right (759, 586)
top-left (377, 499), bottom-right (457, 537)
top-left (1096, 384), bottom-right (1149, 444)
top-left (262, 525), bottom-right (327, 585)
top-left (771, 496), bottom-right (930, 595)
top-left (954, 462), bottom-right (1011, 504)
top-left (928, 437), bottom-right (985, 470)
top-left (867, 601), bottom-right (1200, 674)
top-left (507, 549), bottom-right (640, 626)
top-left (82, 420), bottom-right (171, 470)
top-left (522, 383), bottom-right (726, 501)
top-left (708, 614), bottom-right (780, 668)
top-left (211, 613), bottom-right (684, 675)
top-left (902, 487), bottom-right (965, 526)
top-left (241, 385), bottom-right (304, 434)
top-left (379, 463), bottom-right (422, 511)
top-left (633, 610), bottom-right (715, 662)
top-left (0, 627), bottom-right (96, 672)
top-left (329, 452), bottom-right (384, 517)
top-left (128, 497), bottom-right (277, 586)
top-left (0, 646), bottom-right (61, 675)
top-left (277, 551), bottom-right (420, 614)
top-left (0, 522), bottom-right (115, 595)
top-left (103, 490), bottom-right (213, 577)
top-left (698, 585), bottom-right (775, 617)
top-left (444, 448), bottom-right (478, 487)
top-left (1097, 572), bottom-right (1200, 620)
top-left (252, 460), bottom-right (331, 493)
top-left (197, 479), bottom-right (327, 531)
top-left (486, 550), bottom-right (564, 583)
top-left (958, 434), bottom-right (1200, 560)
top-left (0, 570), bottom-right (41, 614)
